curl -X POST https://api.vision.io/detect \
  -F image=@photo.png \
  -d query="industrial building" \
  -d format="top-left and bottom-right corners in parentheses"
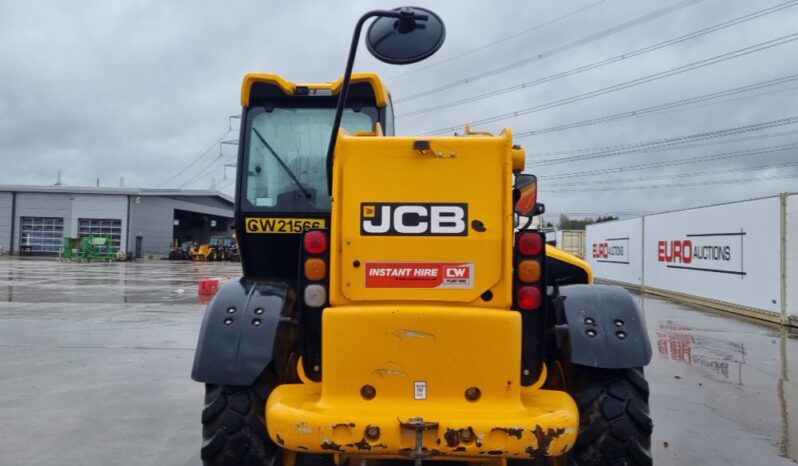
top-left (0, 185), bottom-right (234, 257)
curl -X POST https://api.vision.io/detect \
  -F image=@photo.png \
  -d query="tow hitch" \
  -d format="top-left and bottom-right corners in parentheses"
top-left (399, 417), bottom-right (439, 466)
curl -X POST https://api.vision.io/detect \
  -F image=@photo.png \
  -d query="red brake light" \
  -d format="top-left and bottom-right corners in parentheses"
top-left (518, 232), bottom-right (542, 256)
top-left (518, 286), bottom-right (542, 310)
top-left (304, 231), bottom-right (327, 254)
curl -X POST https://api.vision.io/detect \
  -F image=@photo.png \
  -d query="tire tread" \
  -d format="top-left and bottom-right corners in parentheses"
top-left (201, 370), bottom-right (276, 466)
top-left (567, 367), bottom-right (652, 466)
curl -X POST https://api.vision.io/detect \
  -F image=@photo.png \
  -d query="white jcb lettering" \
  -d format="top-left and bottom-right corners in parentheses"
top-left (393, 205), bottom-right (428, 234)
top-left (430, 206), bottom-right (465, 234)
top-left (362, 205), bottom-right (391, 233)
top-left (361, 203), bottom-right (468, 235)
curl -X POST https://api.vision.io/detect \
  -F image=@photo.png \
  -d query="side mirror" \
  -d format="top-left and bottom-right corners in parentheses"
top-left (514, 174), bottom-right (543, 217)
top-left (327, 7), bottom-right (446, 194)
top-left (366, 7), bottom-right (446, 65)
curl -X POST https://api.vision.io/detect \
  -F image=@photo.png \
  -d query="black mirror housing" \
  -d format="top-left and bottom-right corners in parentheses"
top-left (366, 7), bottom-right (446, 65)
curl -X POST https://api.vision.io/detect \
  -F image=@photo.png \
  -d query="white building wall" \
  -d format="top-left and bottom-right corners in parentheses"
top-left (643, 197), bottom-right (781, 314)
top-left (786, 193), bottom-right (798, 320)
top-left (585, 217), bottom-right (644, 286)
top-left (586, 196), bottom-right (788, 320)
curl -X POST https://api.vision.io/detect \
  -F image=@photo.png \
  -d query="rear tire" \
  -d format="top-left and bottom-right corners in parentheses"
top-left (567, 367), bottom-right (652, 466)
top-left (201, 369), bottom-right (277, 466)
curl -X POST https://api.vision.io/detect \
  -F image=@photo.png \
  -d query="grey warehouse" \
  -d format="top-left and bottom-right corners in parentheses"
top-left (0, 185), bottom-right (234, 257)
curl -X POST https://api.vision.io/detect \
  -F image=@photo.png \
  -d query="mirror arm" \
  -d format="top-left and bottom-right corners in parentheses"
top-left (325, 10), bottom-right (405, 195)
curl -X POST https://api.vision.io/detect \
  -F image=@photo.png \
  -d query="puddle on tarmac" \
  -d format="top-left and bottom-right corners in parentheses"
top-left (0, 258), bottom-right (241, 304)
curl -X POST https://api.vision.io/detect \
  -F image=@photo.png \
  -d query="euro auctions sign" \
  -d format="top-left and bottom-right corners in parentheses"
top-left (656, 231), bottom-right (745, 276)
top-left (642, 196), bottom-right (782, 314)
top-left (591, 237), bottom-right (629, 264)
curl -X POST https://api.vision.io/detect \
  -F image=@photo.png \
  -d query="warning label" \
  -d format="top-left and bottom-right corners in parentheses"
top-left (364, 262), bottom-right (474, 289)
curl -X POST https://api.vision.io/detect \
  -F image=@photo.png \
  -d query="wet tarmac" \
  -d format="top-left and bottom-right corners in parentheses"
top-left (0, 258), bottom-right (796, 465)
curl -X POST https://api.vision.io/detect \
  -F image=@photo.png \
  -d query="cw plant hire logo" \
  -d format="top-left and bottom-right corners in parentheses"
top-left (657, 230), bottom-right (746, 276)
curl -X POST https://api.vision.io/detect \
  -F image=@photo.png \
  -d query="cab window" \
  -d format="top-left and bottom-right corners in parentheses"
top-left (243, 105), bottom-right (375, 212)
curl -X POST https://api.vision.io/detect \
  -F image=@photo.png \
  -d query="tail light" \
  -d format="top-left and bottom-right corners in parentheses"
top-left (514, 231), bottom-right (545, 311)
top-left (300, 228), bottom-right (330, 382)
top-left (517, 286), bottom-right (541, 310)
top-left (304, 230), bottom-right (327, 254)
top-left (518, 259), bottom-right (541, 283)
top-left (300, 229), bottom-right (329, 311)
top-left (304, 284), bottom-right (327, 308)
top-left (518, 232), bottom-right (542, 256)
top-left (514, 230), bottom-right (547, 386)
top-left (304, 258), bottom-right (327, 281)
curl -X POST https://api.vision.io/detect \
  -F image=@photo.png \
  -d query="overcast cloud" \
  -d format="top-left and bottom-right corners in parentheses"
top-left (1, 0), bottom-right (797, 220)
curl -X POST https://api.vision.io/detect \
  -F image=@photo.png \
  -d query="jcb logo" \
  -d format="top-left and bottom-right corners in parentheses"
top-left (361, 203), bottom-right (468, 236)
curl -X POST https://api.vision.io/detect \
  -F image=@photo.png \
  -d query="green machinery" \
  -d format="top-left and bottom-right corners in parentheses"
top-left (62, 236), bottom-right (124, 262)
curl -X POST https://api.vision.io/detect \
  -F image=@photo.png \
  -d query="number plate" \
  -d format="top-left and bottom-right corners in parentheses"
top-left (245, 217), bottom-right (326, 234)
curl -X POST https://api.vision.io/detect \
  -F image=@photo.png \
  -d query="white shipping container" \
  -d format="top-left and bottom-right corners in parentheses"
top-left (555, 230), bottom-right (586, 258)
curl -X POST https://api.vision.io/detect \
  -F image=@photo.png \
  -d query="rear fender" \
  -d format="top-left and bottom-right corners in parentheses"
top-left (191, 278), bottom-right (295, 386)
top-left (556, 284), bottom-right (652, 368)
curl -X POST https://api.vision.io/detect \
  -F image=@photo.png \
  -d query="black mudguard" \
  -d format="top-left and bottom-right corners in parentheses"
top-left (556, 284), bottom-right (652, 369)
top-left (191, 277), bottom-right (295, 386)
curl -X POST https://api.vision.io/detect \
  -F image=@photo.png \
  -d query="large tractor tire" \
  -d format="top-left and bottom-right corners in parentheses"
top-left (201, 368), bottom-right (277, 466)
top-left (567, 367), bottom-right (652, 466)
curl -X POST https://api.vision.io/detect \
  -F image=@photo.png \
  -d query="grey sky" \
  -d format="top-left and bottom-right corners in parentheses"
top-left (1, 0), bottom-right (797, 220)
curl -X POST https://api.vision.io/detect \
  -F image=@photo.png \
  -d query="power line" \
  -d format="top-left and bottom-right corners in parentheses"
top-left (394, 0), bottom-right (704, 103)
top-left (543, 211), bottom-right (654, 216)
top-left (422, 32), bottom-right (798, 136)
top-left (543, 161), bottom-right (798, 187)
top-left (387, 0), bottom-right (609, 81)
top-left (397, 0), bottom-right (798, 118)
top-left (532, 117), bottom-right (798, 158)
top-left (536, 142), bottom-right (798, 179)
top-left (534, 115), bottom-right (798, 166)
top-left (529, 129), bottom-right (798, 167)
top-left (156, 128), bottom-right (231, 187)
top-left (178, 155), bottom-right (236, 189)
top-left (540, 173), bottom-right (798, 192)
top-left (517, 76), bottom-right (798, 137)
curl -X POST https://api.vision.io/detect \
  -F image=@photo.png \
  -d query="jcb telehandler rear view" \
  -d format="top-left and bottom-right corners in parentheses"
top-left (192, 7), bottom-right (653, 466)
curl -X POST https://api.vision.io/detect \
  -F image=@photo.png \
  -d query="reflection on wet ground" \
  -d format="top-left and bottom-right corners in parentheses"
top-left (655, 320), bottom-right (746, 384)
top-left (0, 258), bottom-right (238, 304)
top-left (640, 294), bottom-right (798, 465)
top-left (0, 258), bottom-right (796, 465)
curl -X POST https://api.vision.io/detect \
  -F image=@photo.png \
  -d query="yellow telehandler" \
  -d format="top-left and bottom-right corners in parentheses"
top-left (192, 7), bottom-right (652, 466)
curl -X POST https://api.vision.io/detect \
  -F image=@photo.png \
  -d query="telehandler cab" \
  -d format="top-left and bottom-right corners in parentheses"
top-left (192, 7), bottom-right (652, 466)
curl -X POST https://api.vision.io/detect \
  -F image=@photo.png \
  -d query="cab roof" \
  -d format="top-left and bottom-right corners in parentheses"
top-left (241, 73), bottom-right (390, 108)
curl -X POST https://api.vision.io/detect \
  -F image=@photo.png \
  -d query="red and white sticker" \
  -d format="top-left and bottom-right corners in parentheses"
top-left (364, 262), bottom-right (474, 289)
